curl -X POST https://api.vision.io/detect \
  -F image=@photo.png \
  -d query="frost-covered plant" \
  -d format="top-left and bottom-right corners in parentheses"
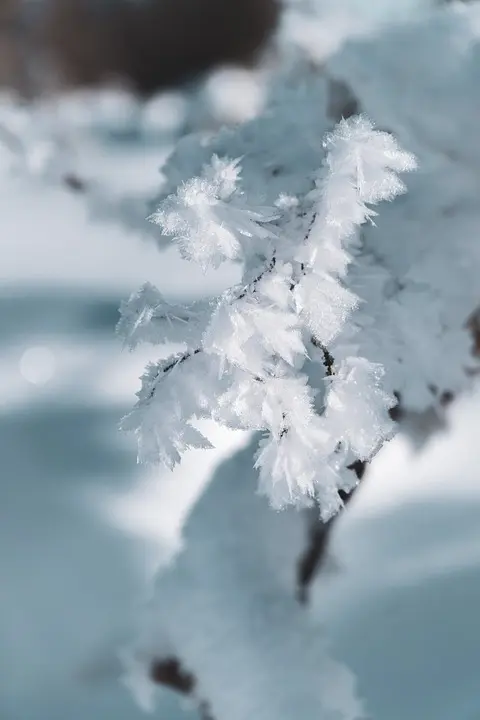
top-left (117, 115), bottom-right (416, 520)
top-left (0, 4), bottom-right (479, 720)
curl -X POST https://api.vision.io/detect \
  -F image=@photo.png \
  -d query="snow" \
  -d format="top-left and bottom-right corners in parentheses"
top-left (134, 438), bottom-right (362, 720)
top-left (128, 116), bottom-right (416, 515)
top-left (310, 388), bottom-right (480, 720)
top-left (2, 1), bottom-right (480, 719)
top-left (127, 385), bottom-right (480, 720)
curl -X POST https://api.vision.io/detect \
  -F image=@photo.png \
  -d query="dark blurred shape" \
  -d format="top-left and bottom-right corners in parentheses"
top-left (150, 657), bottom-right (213, 719)
top-left (467, 306), bottom-right (480, 362)
top-left (36, 0), bottom-right (279, 96)
top-left (150, 657), bottom-right (195, 693)
top-left (0, 0), bottom-right (27, 90)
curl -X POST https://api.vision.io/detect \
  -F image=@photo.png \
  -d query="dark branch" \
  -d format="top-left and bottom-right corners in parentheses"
top-left (296, 462), bottom-right (365, 604)
top-left (150, 657), bottom-right (195, 694)
top-left (149, 657), bottom-right (213, 720)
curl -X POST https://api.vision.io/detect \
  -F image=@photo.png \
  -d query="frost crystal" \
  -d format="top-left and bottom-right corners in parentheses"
top-left (150, 155), bottom-right (280, 270)
top-left (120, 115), bottom-right (417, 519)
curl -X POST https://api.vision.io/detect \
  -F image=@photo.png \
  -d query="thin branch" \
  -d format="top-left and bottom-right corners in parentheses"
top-left (144, 348), bottom-right (202, 402)
top-left (149, 658), bottom-right (213, 720)
top-left (139, 254), bottom-right (280, 406)
top-left (296, 464), bottom-right (365, 604)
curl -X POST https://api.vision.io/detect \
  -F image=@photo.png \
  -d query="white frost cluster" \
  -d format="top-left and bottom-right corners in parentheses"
top-left (119, 116), bottom-right (416, 520)
top-left (150, 156), bottom-right (279, 270)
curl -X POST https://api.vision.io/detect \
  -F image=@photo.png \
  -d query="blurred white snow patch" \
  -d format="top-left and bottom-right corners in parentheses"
top-left (75, 137), bottom-right (170, 196)
top-left (204, 66), bottom-right (268, 124)
top-left (319, 655), bottom-right (365, 720)
top-left (49, 87), bottom-right (141, 135)
top-left (340, 433), bottom-right (415, 516)
top-left (282, 11), bottom-right (358, 63)
top-left (119, 647), bottom-right (157, 713)
top-left (303, 0), bottom-right (435, 26)
top-left (441, 0), bottom-right (480, 53)
top-left (19, 345), bottom-right (56, 386)
top-left (347, 383), bottom-right (480, 519)
top-left (282, 0), bottom-right (437, 63)
top-left (94, 420), bottom-right (252, 580)
top-left (41, 85), bottom-right (188, 140)
top-left (141, 91), bottom-right (188, 136)
top-left (398, 385), bottom-right (480, 501)
top-left (0, 99), bottom-right (67, 180)
top-left (462, 1), bottom-right (480, 41)
top-left (136, 438), bottom-right (363, 720)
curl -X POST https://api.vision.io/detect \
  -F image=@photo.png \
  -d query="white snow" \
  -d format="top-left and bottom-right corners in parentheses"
top-left (2, 1), bottom-right (480, 719)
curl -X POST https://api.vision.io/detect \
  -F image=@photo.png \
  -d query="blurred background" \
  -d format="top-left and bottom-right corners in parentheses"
top-left (1, 1), bottom-right (480, 719)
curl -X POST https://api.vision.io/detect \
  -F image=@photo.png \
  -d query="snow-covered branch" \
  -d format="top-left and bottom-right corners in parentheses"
top-left (119, 115), bottom-right (416, 521)
top-left (117, 282), bottom-right (211, 351)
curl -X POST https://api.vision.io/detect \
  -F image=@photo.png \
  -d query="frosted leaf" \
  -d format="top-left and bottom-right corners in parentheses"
top-left (255, 431), bottom-right (317, 508)
top-left (152, 175), bottom-right (242, 269)
top-left (204, 298), bottom-right (305, 376)
top-left (120, 352), bottom-right (215, 468)
top-left (255, 430), bottom-right (319, 509)
top-left (297, 237), bottom-right (353, 278)
top-left (260, 375), bottom-right (318, 438)
top-left (215, 372), bottom-right (269, 430)
top-left (315, 481), bottom-right (347, 523)
top-left (324, 357), bottom-right (396, 460)
top-left (322, 116), bottom-right (417, 184)
top-left (216, 373), bottom-right (319, 438)
top-left (255, 418), bottom-right (341, 512)
top-left (150, 155), bottom-right (280, 270)
top-left (247, 302), bottom-right (306, 368)
top-left (294, 272), bottom-right (359, 346)
top-left (117, 282), bottom-right (210, 350)
top-left (203, 154), bottom-right (243, 200)
top-left (247, 375), bottom-right (352, 511)
top-left (203, 301), bottom-right (267, 376)
top-left (256, 266), bottom-right (294, 310)
top-left (121, 400), bottom-right (213, 469)
top-left (304, 116), bottom-right (417, 276)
